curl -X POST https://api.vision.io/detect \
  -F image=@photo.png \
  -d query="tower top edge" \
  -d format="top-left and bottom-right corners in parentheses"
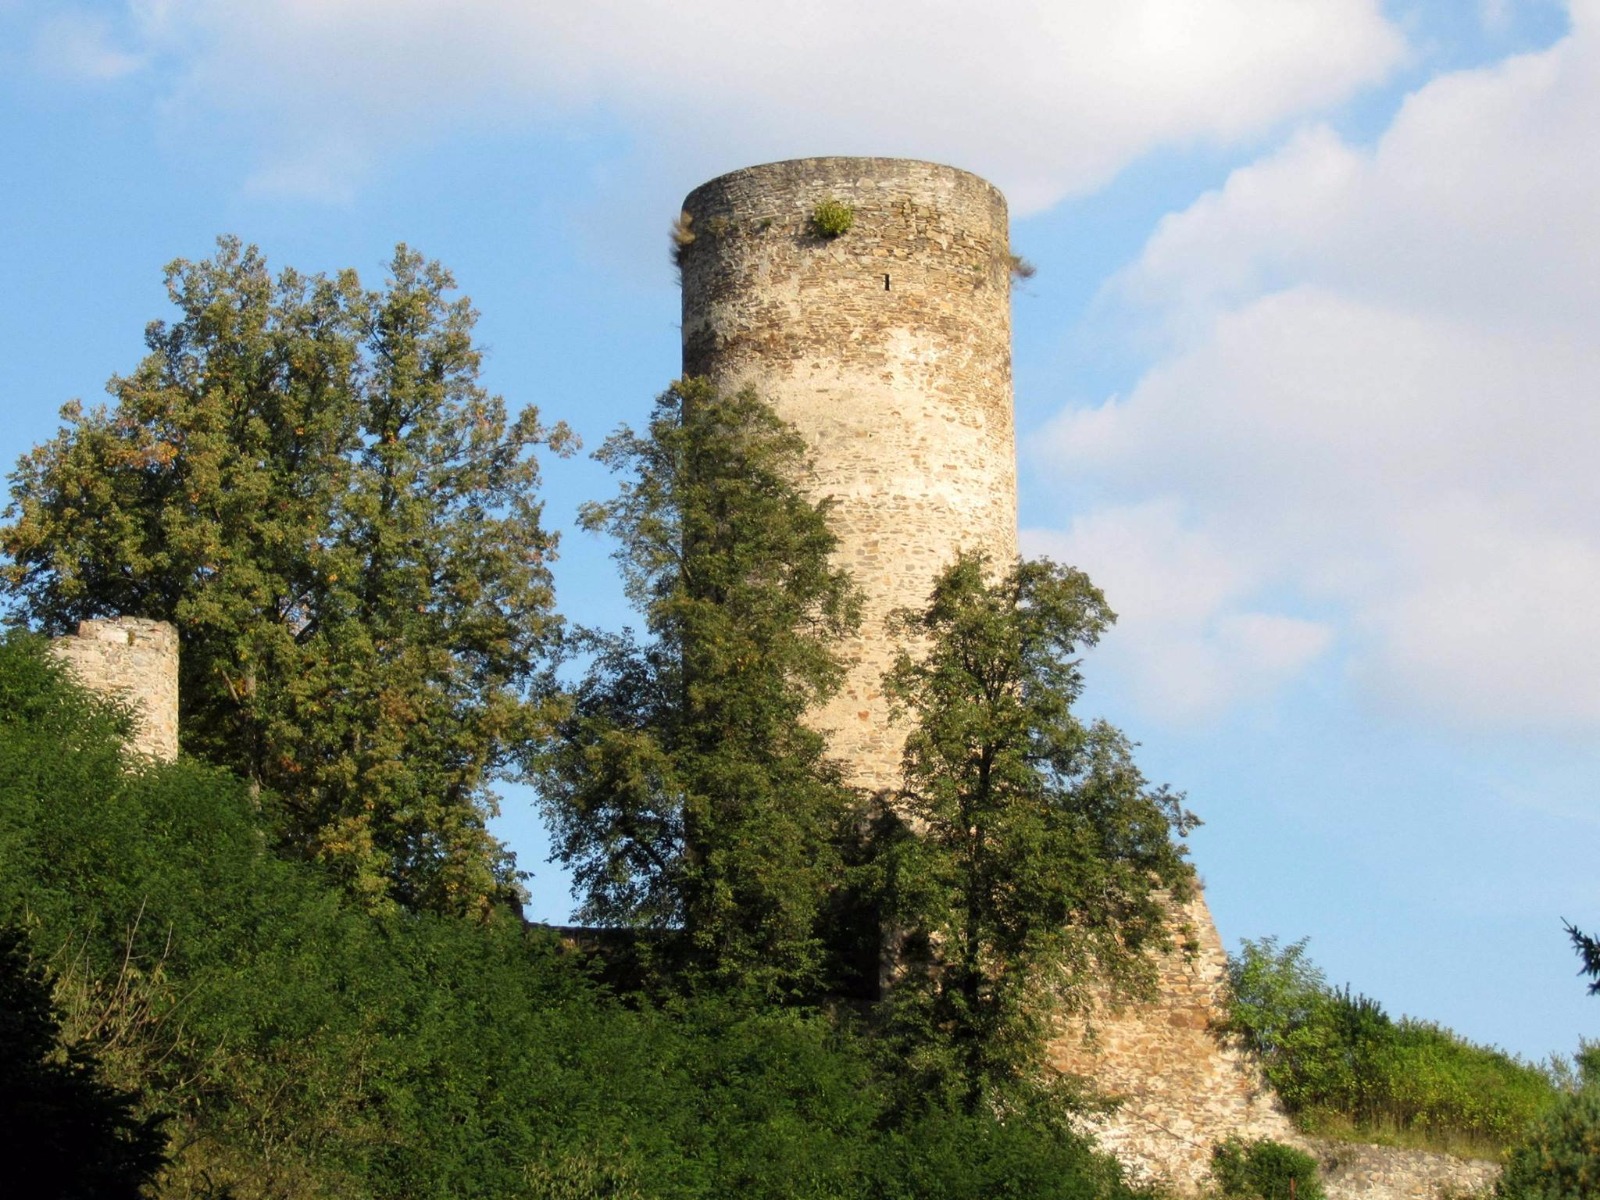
top-left (682, 157), bottom-right (1006, 214)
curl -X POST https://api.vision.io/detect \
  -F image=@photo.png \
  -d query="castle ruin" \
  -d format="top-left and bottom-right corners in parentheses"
top-left (37, 161), bottom-right (1498, 1196)
top-left (679, 157), bottom-right (1297, 1191)
top-left (49, 616), bottom-right (180, 763)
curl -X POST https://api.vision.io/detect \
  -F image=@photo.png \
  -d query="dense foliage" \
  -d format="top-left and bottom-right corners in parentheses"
top-left (877, 553), bottom-right (1196, 1110)
top-left (2, 239), bottom-right (570, 916)
top-left (538, 379), bottom-right (861, 1000)
top-left (1209, 1136), bottom-right (1325, 1200)
top-left (1495, 1053), bottom-right (1600, 1200)
top-left (0, 921), bottom-right (168, 1199)
top-left (1225, 936), bottom-right (1556, 1151)
top-left (0, 631), bottom-right (1161, 1199)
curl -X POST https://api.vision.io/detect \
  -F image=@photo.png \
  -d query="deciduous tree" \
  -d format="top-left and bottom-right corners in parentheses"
top-left (878, 553), bottom-right (1196, 1110)
top-left (2, 238), bottom-right (570, 915)
top-left (537, 379), bottom-right (860, 999)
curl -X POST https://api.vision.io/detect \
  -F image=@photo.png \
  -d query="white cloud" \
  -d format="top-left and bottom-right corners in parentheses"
top-left (1035, 2), bottom-right (1600, 730)
top-left (47, 0), bottom-right (1404, 205)
top-left (1022, 506), bottom-right (1332, 722)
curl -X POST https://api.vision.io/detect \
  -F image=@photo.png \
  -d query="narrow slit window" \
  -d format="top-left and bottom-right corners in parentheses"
top-left (884, 274), bottom-right (891, 291)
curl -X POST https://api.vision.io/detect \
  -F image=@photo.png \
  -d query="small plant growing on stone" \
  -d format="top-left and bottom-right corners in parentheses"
top-left (1211, 1136), bottom-right (1325, 1200)
top-left (670, 210), bottom-right (695, 269)
top-left (809, 198), bottom-right (855, 238)
top-left (1009, 253), bottom-right (1037, 280)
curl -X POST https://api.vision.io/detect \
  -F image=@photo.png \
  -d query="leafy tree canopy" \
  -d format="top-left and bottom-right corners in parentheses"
top-left (877, 552), bottom-right (1196, 1110)
top-left (538, 379), bottom-right (861, 1000)
top-left (2, 237), bottom-right (572, 916)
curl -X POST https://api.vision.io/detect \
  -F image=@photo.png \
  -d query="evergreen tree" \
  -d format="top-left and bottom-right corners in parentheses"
top-left (1567, 921), bottom-right (1600, 994)
top-left (878, 552), bottom-right (1196, 1110)
top-left (538, 379), bottom-right (861, 999)
top-left (1, 238), bottom-right (571, 915)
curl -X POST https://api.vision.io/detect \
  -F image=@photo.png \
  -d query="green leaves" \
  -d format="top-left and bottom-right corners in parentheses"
top-left (2, 237), bottom-right (571, 916)
top-left (1225, 936), bottom-right (1556, 1150)
top-left (541, 380), bottom-right (861, 1000)
top-left (878, 552), bottom-right (1196, 1110)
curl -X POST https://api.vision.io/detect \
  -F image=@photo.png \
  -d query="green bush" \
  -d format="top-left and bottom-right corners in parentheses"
top-left (0, 921), bottom-right (168, 1198)
top-left (1211, 1137), bottom-right (1325, 1200)
top-left (1495, 1089), bottom-right (1600, 1199)
top-left (810, 198), bottom-right (855, 238)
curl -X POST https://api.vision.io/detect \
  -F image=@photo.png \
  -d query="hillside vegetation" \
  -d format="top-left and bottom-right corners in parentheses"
top-left (1225, 936), bottom-right (1560, 1158)
top-left (0, 633), bottom-right (1160, 1199)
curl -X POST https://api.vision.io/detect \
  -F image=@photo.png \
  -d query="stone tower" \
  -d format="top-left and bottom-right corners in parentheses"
top-left (679, 157), bottom-right (1298, 1192)
top-left (50, 617), bottom-right (180, 763)
top-left (679, 157), bottom-right (1017, 794)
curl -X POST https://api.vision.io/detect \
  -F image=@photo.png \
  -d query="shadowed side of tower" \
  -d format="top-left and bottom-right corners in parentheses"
top-left (679, 157), bottom-right (1017, 796)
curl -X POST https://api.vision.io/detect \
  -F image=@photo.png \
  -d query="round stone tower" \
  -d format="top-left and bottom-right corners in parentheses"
top-left (680, 158), bottom-right (1303, 1194)
top-left (679, 157), bottom-right (1018, 794)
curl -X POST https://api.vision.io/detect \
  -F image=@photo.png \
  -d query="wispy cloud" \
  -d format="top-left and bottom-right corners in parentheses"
top-left (28, 0), bottom-right (1406, 203)
top-left (33, 9), bottom-right (145, 81)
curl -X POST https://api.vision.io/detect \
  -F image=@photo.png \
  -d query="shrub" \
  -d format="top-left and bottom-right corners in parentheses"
top-left (1211, 1136), bottom-right (1325, 1200)
top-left (0, 631), bottom-right (1158, 1199)
top-left (1225, 937), bottom-right (1556, 1151)
top-left (1495, 1088), bottom-right (1600, 1199)
top-left (0, 921), bottom-right (168, 1198)
top-left (810, 198), bottom-right (855, 238)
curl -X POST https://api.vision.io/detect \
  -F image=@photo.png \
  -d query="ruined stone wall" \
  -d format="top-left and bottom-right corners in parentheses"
top-left (1311, 1139), bottom-right (1500, 1200)
top-left (1050, 890), bottom-right (1303, 1191)
top-left (49, 617), bottom-right (179, 762)
top-left (680, 157), bottom-right (1017, 794)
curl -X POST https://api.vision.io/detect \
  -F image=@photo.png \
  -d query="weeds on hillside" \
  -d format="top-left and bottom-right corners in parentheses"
top-left (1223, 937), bottom-right (1558, 1158)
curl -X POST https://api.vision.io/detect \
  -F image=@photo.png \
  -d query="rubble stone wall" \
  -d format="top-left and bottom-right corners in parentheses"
top-left (680, 157), bottom-right (1018, 794)
top-left (1313, 1138), bottom-right (1500, 1199)
top-left (50, 617), bottom-right (179, 762)
top-left (1050, 890), bottom-right (1303, 1191)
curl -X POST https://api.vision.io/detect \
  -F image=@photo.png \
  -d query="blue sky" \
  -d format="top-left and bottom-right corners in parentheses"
top-left (1, 0), bottom-right (1594, 1064)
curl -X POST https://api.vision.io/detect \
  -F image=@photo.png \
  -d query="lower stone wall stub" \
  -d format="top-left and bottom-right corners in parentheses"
top-left (1313, 1139), bottom-right (1501, 1200)
top-left (1049, 889), bottom-right (1302, 1192)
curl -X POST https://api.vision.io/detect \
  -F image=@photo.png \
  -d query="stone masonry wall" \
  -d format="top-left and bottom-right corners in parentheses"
top-left (680, 157), bottom-right (1017, 795)
top-left (1312, 1139), bottom-right (1500, 1200)
top-left (50, 617), bottom-right (179, 762)
top-left (1050, 890), bottom-right (1303, 1192)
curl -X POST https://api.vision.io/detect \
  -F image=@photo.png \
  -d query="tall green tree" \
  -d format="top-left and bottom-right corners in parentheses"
top-left (538, 379), bottom-right (861, 1000)
top-left (878, 552), bottom-right (1196, 1110)
top-left (2, 237), bottom-right (571, 915)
